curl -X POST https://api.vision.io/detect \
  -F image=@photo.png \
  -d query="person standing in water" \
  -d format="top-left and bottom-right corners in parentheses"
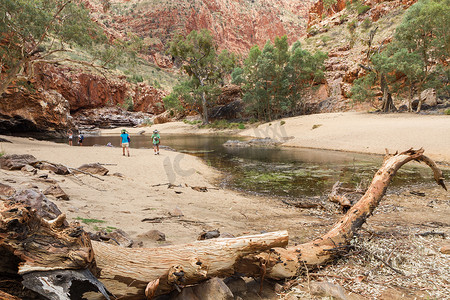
top-left (151, 129), bottom-right (160, 155)
top-left (120, 129), bottom-right (130, 157)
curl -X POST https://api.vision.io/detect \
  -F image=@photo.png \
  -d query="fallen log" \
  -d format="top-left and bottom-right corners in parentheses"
top-left (235, 149), bottom-right (446, 279)
top-left (92, 230), bottom-right (288, 298)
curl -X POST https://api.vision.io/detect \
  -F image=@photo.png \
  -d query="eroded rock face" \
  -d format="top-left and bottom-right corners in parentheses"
top-left (0, 87), bottom-right (72, 137)
top-left (35, 64), bottom-right (166, 113)
top-left (71, 106), bottom-right (153, 130)
top-left (308, 0), bottom-right (417, 27)
top-left (0, 63), bottom-right (166, 136)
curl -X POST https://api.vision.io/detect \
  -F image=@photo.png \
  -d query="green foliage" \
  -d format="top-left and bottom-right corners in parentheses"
top-left (127, 74), bottom-right (144, 83)
top-left (349, 0), bottom-right (371, 15)
top-left (153, 80), bottom-right (161, 89)
top-left (351, 72), bottom-right (377, 102)
top-left (323, 0), bottom-right (337, 11)
top-left (168, 29), bottom-right (237, 123)
top-left (321, 35), bottom-right (331, 46)
top-left (142, 118), bottom-right (153, 126)
top-left (232, 37), bottom-right (327, 121)
top-left (394, 0), bottom-right (450, 65)
top-left (75, 217), bottom-right (106, 224)
top-left (93, 225), bottom-right (117, 233)
top-left (357, 4), bottom-right (371, 15)
top-left (183, 119), bottom-right (202, 125)
top-left (444, 109), bottom-right (450, 115)
top-left (93, 33), bottom-right (144, 69)
top-left (119, 96), bottom-right (134, 111)
top-left (361, 18), bottom-right (372, 30)
top-left (163, 85), bottom-right (187, 114)
top-left (0, 0), bottom-right (107, 93)
top-left (347, 19), bottom-right (358, 47)
top-left (203, 120), bottom-right (245, 129)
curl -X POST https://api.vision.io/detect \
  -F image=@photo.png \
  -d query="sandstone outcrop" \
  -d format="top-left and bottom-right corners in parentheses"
top-left (0, 87), bottom-right (72, 137)
top-left (0, 63), bottom-right (165, 137)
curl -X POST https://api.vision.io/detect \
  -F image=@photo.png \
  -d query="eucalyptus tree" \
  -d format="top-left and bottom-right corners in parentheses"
top-left (232, 36), bottom-right (326, 121)
top-left (168, 29), bottom-right (236, 124)
top-left (0, 0), bottom-right (107, 95)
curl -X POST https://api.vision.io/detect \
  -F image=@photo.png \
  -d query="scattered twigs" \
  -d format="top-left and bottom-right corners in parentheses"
top-left (302, 261), bottom-right (312, 298)
top-left (34, 160), bottom-right (105, 181)
top-left (281, 199), bottom-right (325, 209)
top-left (141, 216), bottom-right (177, 223)
top-left (328, 181), bottom-right (351, 211)
top-left (363, 248), bottom-right (405, 276)
top-left (308, 273), bottom-right (354, 281)
top-left (68, 167), bottom-right (105, 181)
top-left (416, 231), bottom-right (446, 238)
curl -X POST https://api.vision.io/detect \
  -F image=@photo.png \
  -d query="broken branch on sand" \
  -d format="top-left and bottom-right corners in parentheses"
top-left (0, 149), bottom-right (446, 299)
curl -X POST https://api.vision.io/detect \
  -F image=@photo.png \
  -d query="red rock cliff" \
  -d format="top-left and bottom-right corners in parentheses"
top-left (89, 0), bottom-right (317, 57)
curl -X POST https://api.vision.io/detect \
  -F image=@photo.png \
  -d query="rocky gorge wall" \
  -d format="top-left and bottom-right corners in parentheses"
top-left (0, 64), bottom-right (167, 137)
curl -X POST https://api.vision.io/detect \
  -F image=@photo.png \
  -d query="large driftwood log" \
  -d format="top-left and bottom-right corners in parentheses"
top-left (92, 231), bottom-right (288, 298)
top-left (235, 149), bottom-right (446, 279)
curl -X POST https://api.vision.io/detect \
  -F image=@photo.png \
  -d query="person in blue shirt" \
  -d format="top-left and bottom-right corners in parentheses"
top-left (120, 129), bottom-right (130, 157)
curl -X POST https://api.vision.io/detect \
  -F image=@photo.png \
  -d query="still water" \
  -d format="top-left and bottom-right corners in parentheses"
top-left (78, 134), bottom-right (440, 198)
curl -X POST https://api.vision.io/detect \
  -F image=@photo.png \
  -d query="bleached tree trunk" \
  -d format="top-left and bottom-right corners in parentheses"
top-left (92, 231), bottom-right (288, 298)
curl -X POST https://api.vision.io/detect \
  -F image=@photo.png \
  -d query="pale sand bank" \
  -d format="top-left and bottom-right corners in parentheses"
top-left (240, 112), bottom-right (450, 163)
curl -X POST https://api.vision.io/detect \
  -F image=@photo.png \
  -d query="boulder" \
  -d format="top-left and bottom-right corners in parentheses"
top-left (421, 88), bottom-right (437, 107)
top-left (43, 184), bottom-right (70, 200)
top-left (138, 230), bottom-right (166, 241)
top-left (224, 277), bottom-right (247, 295)
top-left (198, 230), bottom-right (220, 240)
top-left (0, 183), bottom-right (16, 197)
top-left (77, 163), bottom-right (109, 175)
top-left (21, 164), bottom-right (37, 174)
top-left (171, 278), bottom-right (233, 300)
top-left (90, 229), bottom-right (134, 248)
top-left (310, 281), bottom-right (349, 300)
top-left (37, 162), bottom-right (70, 175)
top-left (440, 244), bottom-right (450, 254)
top-left (193, 278), bottom-right (233, 300)
top-left (0, 154), bottom-right (37, 170)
